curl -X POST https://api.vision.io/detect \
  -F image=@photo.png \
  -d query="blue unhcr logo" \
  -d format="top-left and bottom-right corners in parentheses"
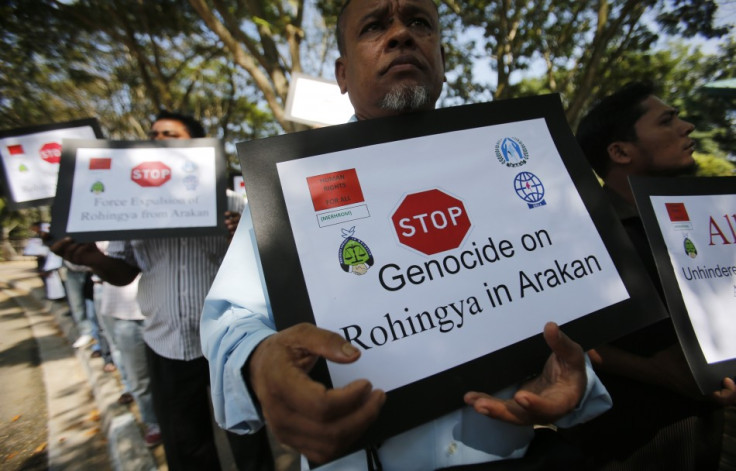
top-left (495, 137), bottom-right (529, 167)
top-left (513, 172), bottom-right (546, 209)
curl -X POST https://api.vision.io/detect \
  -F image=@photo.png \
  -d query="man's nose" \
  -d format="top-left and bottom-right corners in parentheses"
top-left (681, 119), bottom-right (695, 135)
top-left (386, 21), bottom-right (415, 49)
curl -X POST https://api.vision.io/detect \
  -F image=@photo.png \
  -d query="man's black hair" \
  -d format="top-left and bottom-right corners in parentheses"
top-left (154, 110), bottom-right (206, 138)
top-left (576, 81), bottom-right (657, 178)
top-left (336, 0), bottom-right (440, 56)
top-left (336, 0), bottom-right (353, 56)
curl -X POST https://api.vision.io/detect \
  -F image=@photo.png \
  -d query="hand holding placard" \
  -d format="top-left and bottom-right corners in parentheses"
top-left (50, 237), bottom-right (140, 286)
top-left (464, 322), bottom-right (586, 425)
top-left (247, 321), bottom-right (590, 463)
top-left (247, 323), bottom-right (386, 464)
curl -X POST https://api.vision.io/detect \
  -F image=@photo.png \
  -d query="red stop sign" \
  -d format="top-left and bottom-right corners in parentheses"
top-left (391, 189), bottom-right (471, 255)
top-left (131, 161), bottom-right (172, 187)
top-left (40, 142), bottom-right (62, 164)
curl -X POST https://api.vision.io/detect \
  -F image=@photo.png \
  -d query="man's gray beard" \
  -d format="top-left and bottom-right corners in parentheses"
top-left (379, 85), bottom-right (431, 112)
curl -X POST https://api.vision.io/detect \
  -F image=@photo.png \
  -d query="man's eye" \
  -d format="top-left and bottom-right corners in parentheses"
top-left (409, 18), bottom-right (431, 29)
top-left (661, 112), bottom-right (677, 125)
top-left (361, 22), bottom-right (382, 34)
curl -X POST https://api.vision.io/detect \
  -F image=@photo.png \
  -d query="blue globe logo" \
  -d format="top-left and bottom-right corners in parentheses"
top-left (513, 172), bottom-right (546, 208)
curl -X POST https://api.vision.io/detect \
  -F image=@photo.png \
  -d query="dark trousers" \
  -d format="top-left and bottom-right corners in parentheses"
top-left (145, 345), bottom-right (274, 471)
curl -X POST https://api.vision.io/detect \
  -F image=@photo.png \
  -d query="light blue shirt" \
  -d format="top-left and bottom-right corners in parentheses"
top-left (201, 205), bottom-right (612, 471)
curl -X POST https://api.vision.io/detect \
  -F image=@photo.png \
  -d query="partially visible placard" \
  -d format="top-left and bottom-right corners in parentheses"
top-left (238, 94), bottom-right (668, 444)
top-left (233, 175), bottom-right (246, 196)
top-left (50, 138), bottom-right (226, 242)
top-left (284, 73), bottom-right (355, 127)
top-left (0, 119), bottom-right (103, 209)
top-left (631, 176), bottom-right (736, 393)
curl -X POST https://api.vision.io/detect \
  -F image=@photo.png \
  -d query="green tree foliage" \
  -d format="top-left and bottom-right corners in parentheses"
top-left (0, 0), bottom-right (285, 245)
top-left (695, 152), bottom-right (736, 176)
top-left (512, 36), bottom-right (735, 161)
top-left (0, 0), bottom-right (279, 143)
top-left (439, 0), bottom-right (729, 124)
top-left (187, 0), bottom-right (343, 133)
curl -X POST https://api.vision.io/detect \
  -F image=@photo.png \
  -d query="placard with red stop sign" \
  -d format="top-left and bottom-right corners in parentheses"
top-left (50, 138), bottom-right (227, 242)
top-left (240, 94), bottom-right (667, 447)
top-left (0, 118), bottom-right (103, 209)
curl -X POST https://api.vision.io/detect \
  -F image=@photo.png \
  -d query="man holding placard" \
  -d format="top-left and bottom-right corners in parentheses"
top-left (201, 1), bottom-right (614, 469)
top-left (571, 81), bottom-right (736, 469)
top-left (52, 111), bottom-right (273, 471)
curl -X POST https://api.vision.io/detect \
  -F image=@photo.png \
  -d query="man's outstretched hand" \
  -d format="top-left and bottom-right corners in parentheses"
top-left (464, 322), bottom-right (586, 425)
top-left (248, 323), bottom-right (386, 464)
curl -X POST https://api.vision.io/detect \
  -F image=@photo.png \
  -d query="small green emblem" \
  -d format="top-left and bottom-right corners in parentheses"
top-left (91, 181), bottom-right (105, 194)
top-left (683, 236), bottom-right (697, 259)
top-left (339, 226), bottom-right (374, 275)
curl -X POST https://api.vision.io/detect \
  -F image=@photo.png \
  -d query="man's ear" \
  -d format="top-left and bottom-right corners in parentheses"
top-left (335, 57), bottom-right (348, 94)
top-left (607, 141), bottom-right (633, 165)
top-left (441, 45), bottom-right (447, 82)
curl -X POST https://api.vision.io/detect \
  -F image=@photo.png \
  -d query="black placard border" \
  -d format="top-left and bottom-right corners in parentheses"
top-left (630, 175), bottom-right (736, 394)
top-left (238, 94), bottom-right (668, 447)
top-left (50, 138), bottom-right (227, 243)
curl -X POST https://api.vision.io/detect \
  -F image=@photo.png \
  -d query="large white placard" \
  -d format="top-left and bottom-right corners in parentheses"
top-left (65, 146), bottom-right (218, 233)
top-left (276, 118), bottom-right (629, 392)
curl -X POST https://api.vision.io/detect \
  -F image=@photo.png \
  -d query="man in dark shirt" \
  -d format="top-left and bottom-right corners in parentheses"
top-left (570, 81), bottom-right (736, 469)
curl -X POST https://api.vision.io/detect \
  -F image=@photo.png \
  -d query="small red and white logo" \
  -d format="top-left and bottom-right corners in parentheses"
top-left (665, 202), bottom-right (690, 222)
top-left (40, 142), bottom-right (62, 164)
top-left (131, 161), bottom-right (171, 187)
top-left (89, 157), bottom-right (112, 170)
top-left (664, 202), bottom-right (693, 231)
top-left (7, 144), bottom-right (24, 155)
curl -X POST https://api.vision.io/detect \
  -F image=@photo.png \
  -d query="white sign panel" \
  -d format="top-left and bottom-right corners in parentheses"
top-left (0, 119), bottom-right (101, 208)
top-left (285, 73), bottom-right (355, 127)
top-left (67, 146), bottom-right (218, 232)
top-left (277, 118), bottom-right (629, 392)
top-left (51, 138), bottom-right (226, 242)
top-left (650, 194), bottom-right (736, 364)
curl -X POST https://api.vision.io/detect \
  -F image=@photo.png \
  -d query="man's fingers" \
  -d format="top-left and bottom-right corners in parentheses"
top-left (464, 392), bottom-right (527, 424)
top-left (712, 377), bottom-right (736, 406)
top-left (317, 380), bottom-right (385, 421)
top-left (249, 324), bottom-right (385, 462)
top-left (544, 322), bottom-right (583, 365)
top-left (49, 237), bottom-right (73, 256)
top-left (281, 323), bottom-right (362, 364)
top-left (270, 386), bottom-right (385, 463)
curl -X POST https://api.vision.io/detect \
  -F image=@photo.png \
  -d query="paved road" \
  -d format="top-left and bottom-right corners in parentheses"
top-left (1, 260), bottom-right (300, 471)
top-left (0, 284), bottom-right (50, 470)
top-left (1, 262), bottom-right (110, 470)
